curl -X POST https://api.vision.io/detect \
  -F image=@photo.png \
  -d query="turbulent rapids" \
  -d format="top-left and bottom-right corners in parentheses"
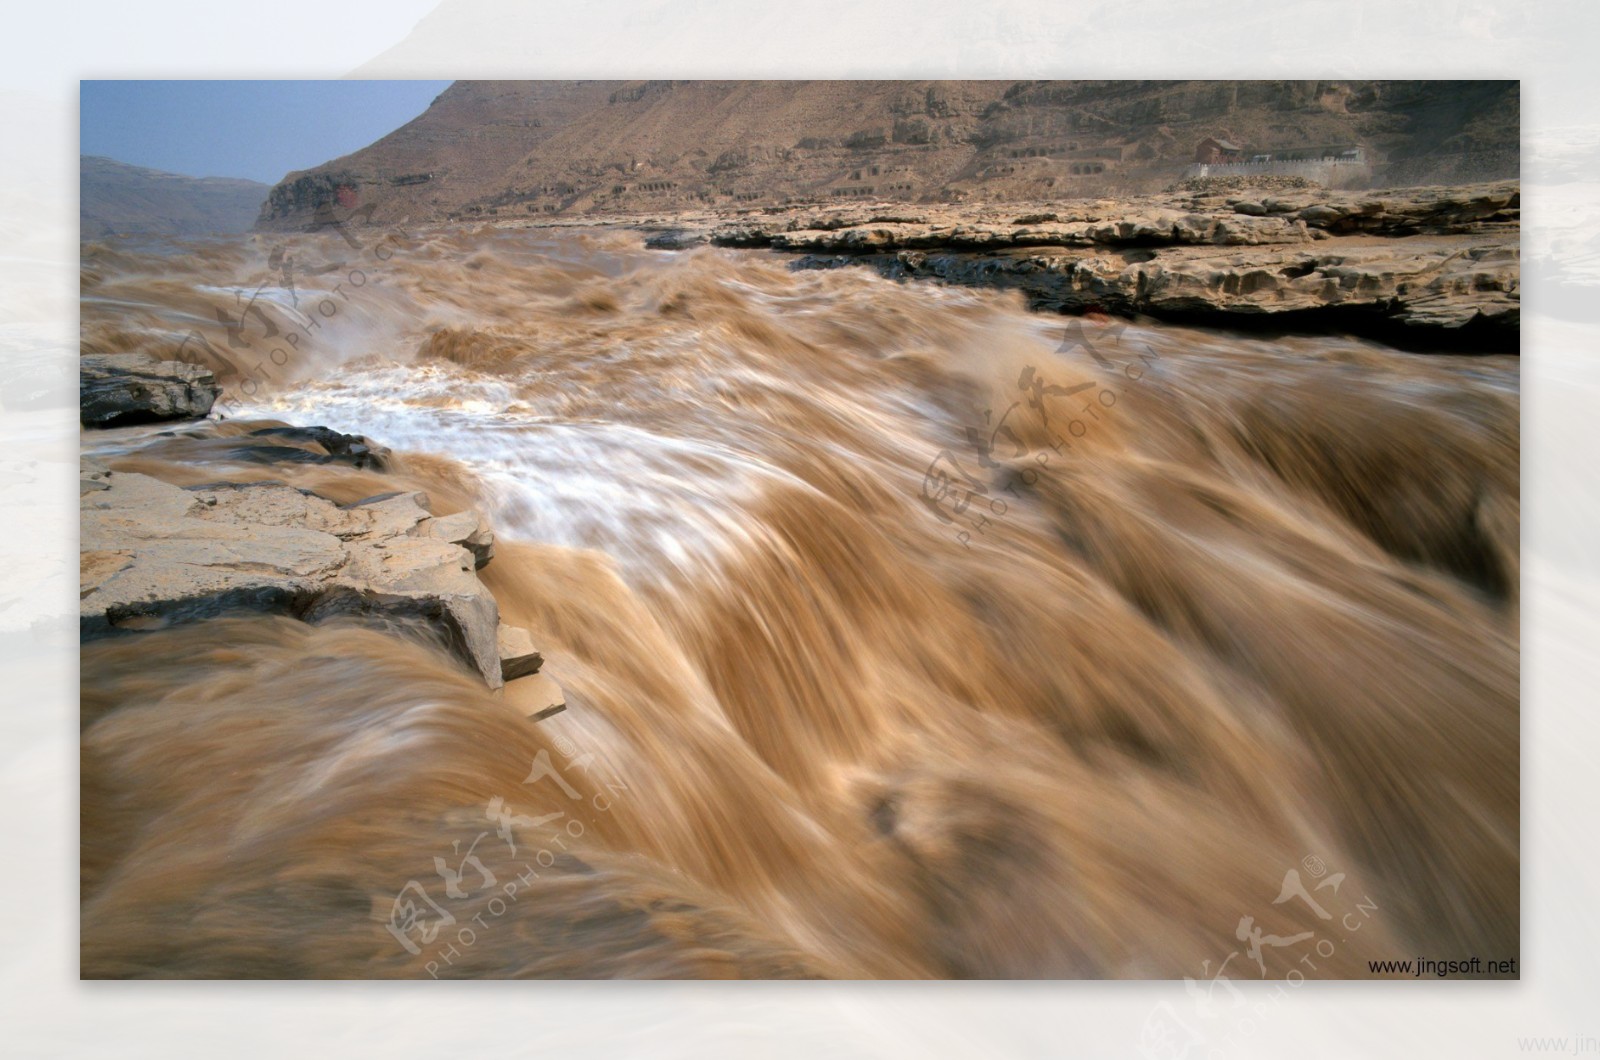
top-left (78, 225), bottom-right (1519, 978)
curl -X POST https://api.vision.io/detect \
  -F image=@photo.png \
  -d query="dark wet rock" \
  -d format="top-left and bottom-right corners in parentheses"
top-left (244, 426), bottom-right (392, 470)
top-left (80, 353), bottom-right (220, 427)
top-left (643, 230), bottom-right (707, 250)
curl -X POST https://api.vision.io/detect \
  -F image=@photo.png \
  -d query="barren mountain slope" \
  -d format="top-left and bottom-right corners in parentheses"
top-left (258, 80), bottom-right (1519, 229)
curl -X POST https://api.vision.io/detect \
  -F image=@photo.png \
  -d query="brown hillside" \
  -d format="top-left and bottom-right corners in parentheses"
top-left (258, 80), bottom-right (1519, 229)
top-left (83, 156), bottom-right (269, 238)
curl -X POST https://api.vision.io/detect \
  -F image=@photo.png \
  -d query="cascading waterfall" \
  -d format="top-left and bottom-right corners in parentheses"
top-left (79, 225), bottom-right (1518, 978)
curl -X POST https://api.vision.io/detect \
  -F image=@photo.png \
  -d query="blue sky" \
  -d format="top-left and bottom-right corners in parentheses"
top-left (80, 80), bottom-right (454, 184)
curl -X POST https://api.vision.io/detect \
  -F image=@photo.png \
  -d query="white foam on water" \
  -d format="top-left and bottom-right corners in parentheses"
top-left (228, 361), bottom-right (816, 586)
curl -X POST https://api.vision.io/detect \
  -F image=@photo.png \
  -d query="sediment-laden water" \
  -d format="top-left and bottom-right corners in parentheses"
top-left (79, 225), bottom-right (1519, 978)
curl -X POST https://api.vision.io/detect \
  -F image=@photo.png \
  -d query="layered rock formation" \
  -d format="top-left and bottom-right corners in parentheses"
top-left (80, 353), bottom-right (221, 427)
top-left (77, 419), bottom-right (557, 698)
top-left (705, 181), bottom-right (1520, 250)
top-left (79, 460), bottom-right (519, 687)
top-left (635, 181), bottom-right (1519, 347)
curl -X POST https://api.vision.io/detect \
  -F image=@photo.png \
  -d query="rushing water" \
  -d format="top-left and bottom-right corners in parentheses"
top-left (79, 224), bottom-right (1519, 978)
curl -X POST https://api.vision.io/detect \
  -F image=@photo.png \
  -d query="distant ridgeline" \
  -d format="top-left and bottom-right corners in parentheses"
top-left (81, 156), bottom-right (269, 239)
top-left (256, 80), bottom-right (1520, 229)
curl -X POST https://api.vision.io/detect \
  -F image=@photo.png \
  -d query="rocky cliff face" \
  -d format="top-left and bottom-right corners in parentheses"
top-left (81, 155), bottom-right (269, 238)
top-left (257, 80), bottom-right (1519, 230)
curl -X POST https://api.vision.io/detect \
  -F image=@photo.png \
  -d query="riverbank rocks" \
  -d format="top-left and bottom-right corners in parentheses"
top-left (80, 352), bottom-right (220, 427)
top-left (624, 180), bottom-right (1518, 346)
top-left (686, 181), bottom-right (1519, 252)
top-left (496, 623), bottom-right (545, 682)
top-left (80, 460), bottom-right (510, 688)
top-left (423, 509), bottom-right (496, 569)
top-left (786, 231), bottom-right (1518, 347)
top-left (230, 425), bottom-right (392, 470)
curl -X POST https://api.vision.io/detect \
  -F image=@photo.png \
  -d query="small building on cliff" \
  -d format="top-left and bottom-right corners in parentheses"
top-left (1183, 141), bottom-right (1373, 187)
top-left (1194, 137), bottom-right (1245, 164)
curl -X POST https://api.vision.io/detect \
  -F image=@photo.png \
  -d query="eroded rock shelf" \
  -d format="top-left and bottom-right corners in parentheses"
top-left (628, 181), bottom-right (1519, 349)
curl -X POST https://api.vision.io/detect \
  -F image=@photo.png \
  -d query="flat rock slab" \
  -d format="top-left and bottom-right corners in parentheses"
top-left (425, 509), bottom-right (496, 569)
top-left (496, 622), bottom-right (544, 681)
top-left (81, 353), bottom-right (220, 427)
top-left (80, 461), bottom-right (506, 688)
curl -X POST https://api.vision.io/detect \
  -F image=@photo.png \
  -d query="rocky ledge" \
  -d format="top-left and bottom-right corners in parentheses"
top-left (80, 456), bottom-right (542, 693)
top-left (633, 181), bottom-right (1519, 349)
top-left (80, 352), bottom-right (221, 427)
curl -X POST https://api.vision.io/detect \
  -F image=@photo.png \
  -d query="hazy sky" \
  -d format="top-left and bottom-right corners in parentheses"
top-left (79, 80), bottom-right (454, 184)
